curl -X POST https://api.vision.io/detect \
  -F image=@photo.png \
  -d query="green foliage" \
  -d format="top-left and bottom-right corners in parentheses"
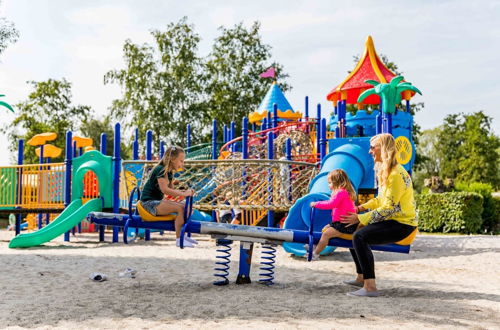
top-left (105, 18), bottom-right (289, 146)
top-left (1, 79), bottom-right (92, 164)
top-left (416, 192), bottom-right (483, 234)
top-left (492, 196), bottom-right (500, 233)
top-left (414, 127), bottom-right (441, 175)
top-left (455, 182), bottom-right (498, 233)
top-left (104, 17), bottom-right (206, 146)
top-left (413, 127), bottom-right (441, 192)
top-left (0, 9), bottom-right (19, 57)
top-left (437, 111), bottom-right (500, 188)
top-left (205, 21), bottom-right (290, 137)
top-left (79, 115), bottom-right (131, 160)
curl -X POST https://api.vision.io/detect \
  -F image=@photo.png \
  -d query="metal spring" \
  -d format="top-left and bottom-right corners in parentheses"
top-left (213, 239), bottom-right (232, 286)
top-left (258, 244), bottom-right (277, 285)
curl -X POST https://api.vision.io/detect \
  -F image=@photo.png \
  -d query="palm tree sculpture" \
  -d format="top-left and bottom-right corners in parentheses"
top-left (357, 76), bottom-right (422, 114)
top-left (0, 94), bottom-right (14, 112)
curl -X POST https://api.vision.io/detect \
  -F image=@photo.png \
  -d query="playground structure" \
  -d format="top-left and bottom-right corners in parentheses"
top-left (2, 35), bottom-right (421, 285)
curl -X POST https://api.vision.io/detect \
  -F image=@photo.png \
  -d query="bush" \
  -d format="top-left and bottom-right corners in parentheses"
top-left (492, 196), bottom-right (500, 233)
top-left (416, 192), bottom-right (483, 233)
top-left (455, 182), bottom-right (498, 233)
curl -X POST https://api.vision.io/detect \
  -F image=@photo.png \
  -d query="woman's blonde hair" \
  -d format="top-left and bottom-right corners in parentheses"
top-left (328, 169), bottom-right (357, 201)
top-left (371, 133), bottom-right (398, 187)
top-left (156, 145), bottom-right (184, 177)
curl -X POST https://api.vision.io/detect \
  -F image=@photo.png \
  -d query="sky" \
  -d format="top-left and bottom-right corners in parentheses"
top-left (0, 0), bottom-right (499, 165)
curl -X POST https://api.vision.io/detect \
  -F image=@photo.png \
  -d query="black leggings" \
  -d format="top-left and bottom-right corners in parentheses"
top-left (349, 220), bottom-right (416, 280)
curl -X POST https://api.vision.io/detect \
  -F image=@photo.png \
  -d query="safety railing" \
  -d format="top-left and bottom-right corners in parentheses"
top-left (0, 163), bottom-right (65, 209)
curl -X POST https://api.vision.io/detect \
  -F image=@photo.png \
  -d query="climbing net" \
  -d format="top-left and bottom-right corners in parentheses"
top-left (121, 159), bottom-right (318, 212)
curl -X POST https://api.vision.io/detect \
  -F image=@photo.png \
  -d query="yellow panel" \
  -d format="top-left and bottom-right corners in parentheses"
top-left (72, 136), bottom-right (93, 148)
top-left (395, 136), bottom-right (412, 165)
top-left (35, 144), bottom-right (62, 158)
top-left (27, 132), bottom-right (57, 146)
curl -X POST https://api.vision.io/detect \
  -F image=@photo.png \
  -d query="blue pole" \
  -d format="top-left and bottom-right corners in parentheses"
top-left (236, 120), bottom-right (253, 285)
top-left (242, 116), bottom-right (249, 221)
top-left (212, 120), bottom-right (218, 160)
top-left (112, 123), bottom-right (121, 243)
top-left (100, 133), bottom-right (107, 155)
top-left (286, 138), bottom-right (292, 202)
top-left (305, 96), bottom-right (309, 120)
top-left (64, 131), bottom-right (73, 241)
top-left (15, 139), bottom-right (24, 236)
top-left (273, 103), bottom-right (278, 128)
top-left (386, 113), bottom-right (393, 134)
top-left (223, 124), bottom-right (228, 143)
top-left (267, 131), bottom-right (274, 228)
top-left (340, 100), bottom-right (346, 137)
top-left (320, 118), bottom-right (327, 161)
top-left (38, 145), bottom-right (45, 229)
top-left (133, 128), bottom-right (139, 160)
top-left (266, 111), bottom-right (272, 134)
top-left (145, 130), bottom-right (153, 241)
top-left (230, 121), bottom-right (235, 152)
top-left (242, 118), bottom-right (249, 159)
top-left (406, 100), bottom-right (410, 112)
top-left (146, 130), bottom-right (153, 160)
top-left (262, 118), bottom-right (268, 131)
top-left (211, 120), bottom-right (217, 222)
top-left (98, 132), bottom-right (107, 240)
top-left (316, 104), bottom-right (321, 159)
top-left (73, 141), bottom-right (77, 158)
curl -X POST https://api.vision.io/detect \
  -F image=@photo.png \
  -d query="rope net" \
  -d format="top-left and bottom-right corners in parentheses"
top-left (121, 159), bottom-right (318, 213)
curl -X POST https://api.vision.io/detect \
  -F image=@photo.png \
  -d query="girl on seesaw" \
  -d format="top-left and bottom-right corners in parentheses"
top-left (140, 146), bottom-right (197, 247)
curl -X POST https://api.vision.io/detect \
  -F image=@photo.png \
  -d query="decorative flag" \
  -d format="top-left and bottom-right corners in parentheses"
top-left (259, 67), bottom-right (276, 79)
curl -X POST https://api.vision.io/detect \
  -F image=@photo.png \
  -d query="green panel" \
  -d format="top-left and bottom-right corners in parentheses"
top-left (0, 167), bottom-right (17, 206)
top-left (9, 198), bottom-right (102, 248)
top-left (72, 151), bottom-right (113, 208)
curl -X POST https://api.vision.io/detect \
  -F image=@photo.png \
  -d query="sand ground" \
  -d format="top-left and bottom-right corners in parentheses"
top-left (0, 229), bottom-right (499, 329)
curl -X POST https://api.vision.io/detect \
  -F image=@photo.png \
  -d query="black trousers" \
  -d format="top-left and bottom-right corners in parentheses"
top-left (349, 220), bottom-right (416, 279)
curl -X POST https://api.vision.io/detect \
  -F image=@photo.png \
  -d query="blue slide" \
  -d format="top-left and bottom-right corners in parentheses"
top-left (283, 140), bottom-right (374, 256)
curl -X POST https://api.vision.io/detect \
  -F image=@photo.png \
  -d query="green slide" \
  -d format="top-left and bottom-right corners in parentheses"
top-left (9, 198), bottom-right (102, 248)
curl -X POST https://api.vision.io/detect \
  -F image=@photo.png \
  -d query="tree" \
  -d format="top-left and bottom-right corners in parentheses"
top-left (1, 79), bottom-right (92, 163)
top-left (105, 19), bottom-right (291, 147)
top-left (412, 127), bottom-right (442, 192)
top-left (415, 127), bottom-right (441, 176)
top-left (0, 6), bottom-right (19, 58)
top-left (104, 17), bottom-right (207, 147)
top-left (437, 111), bottom-right (500, 188)
top-left (205, 22), bottom-right (290, 136)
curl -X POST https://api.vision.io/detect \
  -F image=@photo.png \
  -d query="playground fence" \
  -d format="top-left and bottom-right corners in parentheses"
top-left (0, 163), bottom-right (65, 210)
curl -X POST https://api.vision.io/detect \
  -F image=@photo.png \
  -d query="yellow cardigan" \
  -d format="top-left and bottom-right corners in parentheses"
top-left (359, 164), bottom-right (418, 227)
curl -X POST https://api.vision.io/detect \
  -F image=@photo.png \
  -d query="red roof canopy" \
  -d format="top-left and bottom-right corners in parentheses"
top-left (327, 36), bottom-right (409, 105)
